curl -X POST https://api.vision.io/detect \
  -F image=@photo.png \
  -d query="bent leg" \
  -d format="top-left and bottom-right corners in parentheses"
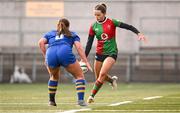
top-left (94, 60), bottom-right (114, 83)
top-left (65, 60), bottom-right (84, 79)
top-left (89, 57), bottom-right (115, 101)
top-left (65, 60), bottom-right (86, 106)
top-left (98, 57), bottom-right (115, 82)
top-left (46, 67), bottom-right (60, 106)
top-left (94, 60), bottom-right (102, 79)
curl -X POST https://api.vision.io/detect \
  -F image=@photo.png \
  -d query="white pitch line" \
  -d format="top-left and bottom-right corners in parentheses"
top-left (1, 109), bottom-right (180, 112)
top-left (57, 108), bottom-right (91, 113)
top-left (90, 110), bottom-right (180, 112)
top-left (56, 109), bottom-right (180, 113)
top-left (143, 96), bottom-right (162, 100)
top-left (108, 101), bottom-right (133, 106)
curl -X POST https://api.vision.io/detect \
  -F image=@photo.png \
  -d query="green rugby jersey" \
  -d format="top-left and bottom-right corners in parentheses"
top-left (89, 18), bottom-right (121, 55)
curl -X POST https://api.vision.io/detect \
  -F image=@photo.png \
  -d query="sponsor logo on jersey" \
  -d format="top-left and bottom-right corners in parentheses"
top-left (101, 33), bottom-right (108, 40)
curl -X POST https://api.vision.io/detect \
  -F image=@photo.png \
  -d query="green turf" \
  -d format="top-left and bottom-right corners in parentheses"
top-left (0, 83), bottom-right (180, 113)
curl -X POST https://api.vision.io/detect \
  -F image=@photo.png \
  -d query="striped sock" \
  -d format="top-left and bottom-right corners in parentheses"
top-left (91, 80), bottom-right (103, 98)
top-left (48, 80), bottom-right (58, 102)
top-left (75, 79), bottom-right (86, 100)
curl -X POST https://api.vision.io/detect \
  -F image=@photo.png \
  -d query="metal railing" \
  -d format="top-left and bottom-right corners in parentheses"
top-left (125, 52), bottom-right (180, 82)
top-left (0, 51), bottom-right (180, 83)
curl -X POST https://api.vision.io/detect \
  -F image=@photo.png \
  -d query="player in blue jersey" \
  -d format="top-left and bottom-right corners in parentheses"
top-left (38, 18), bottom-right (92, 106)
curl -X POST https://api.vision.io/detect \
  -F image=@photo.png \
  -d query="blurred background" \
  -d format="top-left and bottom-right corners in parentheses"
top-left (0, 0), bottom-right (180, 83)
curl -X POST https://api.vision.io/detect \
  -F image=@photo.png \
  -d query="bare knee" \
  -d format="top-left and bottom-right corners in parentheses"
top-left (73, 74), bottom-right (84, 80)
top-left (48, 67), bottom-right (60, 81)
top-left (49, 72), bottom-right (59, 80)
top-left (50, 74), bottom-right (59, 80)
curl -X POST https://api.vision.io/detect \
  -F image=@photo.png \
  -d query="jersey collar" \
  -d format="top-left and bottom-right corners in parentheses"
top-left (96, 17), bottom-right (108, 24)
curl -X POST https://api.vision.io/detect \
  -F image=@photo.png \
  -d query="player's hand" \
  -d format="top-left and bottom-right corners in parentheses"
top-left (85, 62), bottom-right (93, 72)
top-left (80, 59), bottom-right (93, 72)
top-left (138, 33), bottom-right (148, 43)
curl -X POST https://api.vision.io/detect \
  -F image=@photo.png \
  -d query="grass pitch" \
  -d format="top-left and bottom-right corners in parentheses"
top-left (0, 83), bottom-right (180, 113)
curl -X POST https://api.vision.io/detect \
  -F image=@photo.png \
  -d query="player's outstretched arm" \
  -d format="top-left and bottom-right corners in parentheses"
top-left (118, 22), bottom-right (148, 43)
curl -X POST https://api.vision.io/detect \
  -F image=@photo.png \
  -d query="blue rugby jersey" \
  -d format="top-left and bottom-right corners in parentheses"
top-left (44, 30), bottom-right (80, 48)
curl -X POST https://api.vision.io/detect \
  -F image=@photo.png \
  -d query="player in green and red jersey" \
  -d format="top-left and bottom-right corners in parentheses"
top-left (85, 3), bottom-right (147, 103)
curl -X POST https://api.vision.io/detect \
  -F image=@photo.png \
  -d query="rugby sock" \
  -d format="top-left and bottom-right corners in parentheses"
top-left (48, 80), bottom-right (58, 102)
top-left (91, 80), bottom-right (103, 98)
top-left (75, 79), bottom-right (86, 100)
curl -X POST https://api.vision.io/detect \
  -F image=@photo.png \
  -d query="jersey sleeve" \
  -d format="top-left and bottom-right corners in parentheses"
top-left (112, 19), bottom-right (121, 27)
top-left (43, 32), bottom-right (51, 43)
top-left (85, 35), bottom-right (94, 57)
top-left (74, 35), bottom-right (80, 42)
top-left (119, 22), bottom-right (140, 34)
top-left (89, 24), bottom-right (95, 36)
top-left (73, 33), bottom-right (80, 42)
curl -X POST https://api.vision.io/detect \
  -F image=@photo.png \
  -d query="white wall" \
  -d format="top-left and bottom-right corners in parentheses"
top-left (0, 0), bottom-right (180, 53)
